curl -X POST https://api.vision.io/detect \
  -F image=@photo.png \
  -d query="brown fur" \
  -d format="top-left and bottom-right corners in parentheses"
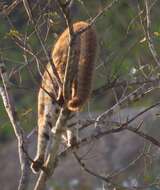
top-left (31, 21), bottom-right (97, 173)
top-left (52, 21), bottom-right (97, 111)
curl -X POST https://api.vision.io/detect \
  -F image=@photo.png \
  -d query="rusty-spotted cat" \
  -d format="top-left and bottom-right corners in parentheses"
top-left (31, 21), bottom-right (97, 173)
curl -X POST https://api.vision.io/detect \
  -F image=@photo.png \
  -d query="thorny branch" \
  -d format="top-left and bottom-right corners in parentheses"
top-left (21, 99), bottom-right (160, 189)
top-left (94, 82), bottom-right (159, 128)
top-left (57, 101), bottom-right (160, 178)
top-left (73, 151), bottom-right (153, 190)
top-left (74, 150), bottom-right (160, 190)
top-left (56, 102), bottom-right (160, 189)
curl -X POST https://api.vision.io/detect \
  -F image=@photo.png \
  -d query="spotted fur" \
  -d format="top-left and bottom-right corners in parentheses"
top-left (31, 21), bottom-right (97, 173)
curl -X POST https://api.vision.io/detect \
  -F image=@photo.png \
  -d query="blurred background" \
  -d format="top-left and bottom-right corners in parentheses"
top-left (1, 0), bottom-right (160, 189)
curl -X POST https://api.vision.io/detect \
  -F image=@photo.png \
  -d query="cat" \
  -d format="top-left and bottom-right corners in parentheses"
top-left (31, 21), bottom-right (97, 173)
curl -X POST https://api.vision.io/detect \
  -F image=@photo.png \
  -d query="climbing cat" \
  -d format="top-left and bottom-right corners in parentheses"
top-left (31, 21), bottom-right (97, 173)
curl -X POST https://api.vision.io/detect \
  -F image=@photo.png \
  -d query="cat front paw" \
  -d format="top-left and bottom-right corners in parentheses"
top-left (31, 158), bottom-right (44, 174)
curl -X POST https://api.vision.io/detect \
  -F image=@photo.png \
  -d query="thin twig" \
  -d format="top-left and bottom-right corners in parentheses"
top-left (73, 151), bottom-right (157, 190)
top-left (144, 0), bottom-right (160, 66)
top-left (0, 0), bottom-right (22, 16)
top-left (92, 77), bottom-right (160, 98)
top-left (56, 0), bottom-right (78, 101)
top-left (95, 83), bottom-right (158, 128)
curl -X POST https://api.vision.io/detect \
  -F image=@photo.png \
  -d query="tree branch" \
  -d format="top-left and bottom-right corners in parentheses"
top-left (59, 102), bottom-right (160, 164)
top-left (0, 0), bottom-right (22, 16)
top-left (33, 0), bottom-right (77, 188)
top-left (0, 59), bottom-right (30, 190)
top-left (34, 107), bottom-right (70, 190)
top-left (56, 0), bottom-right (78, 101)
top-left (144, 0), bottom-right (160, 67)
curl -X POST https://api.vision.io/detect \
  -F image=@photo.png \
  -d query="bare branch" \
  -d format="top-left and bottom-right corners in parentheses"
top-left (0, 59), bottom-right (30, 190)
top-left (90, 0), bottom-right (119, 26)
top-left (56, 0), bottom-right (78, 101)
top-left (73, 151), bottom-right (155, 190)
top-left (22, 0), bottom-right (33, 23)
top-left (59, 102), bottom-right (160, 164)
top-left (6, 1), bottom-right (63, 97)
top-left (0, 0), bottom-right (22, 16)
top-left (34, 107), bottom-right (70, 190)
top-left (95, 83), bottom-right (159, 128)
top-left (72, 0), bottom-right (120, 37)
top-left (33, 25), bottom-right (63, 93)
top-left (73, 151), bottom-right (112, 183)
top-left (144, 0), bottom-right (160, 66)
top-left (92, 77), bottom-right (160, 98)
